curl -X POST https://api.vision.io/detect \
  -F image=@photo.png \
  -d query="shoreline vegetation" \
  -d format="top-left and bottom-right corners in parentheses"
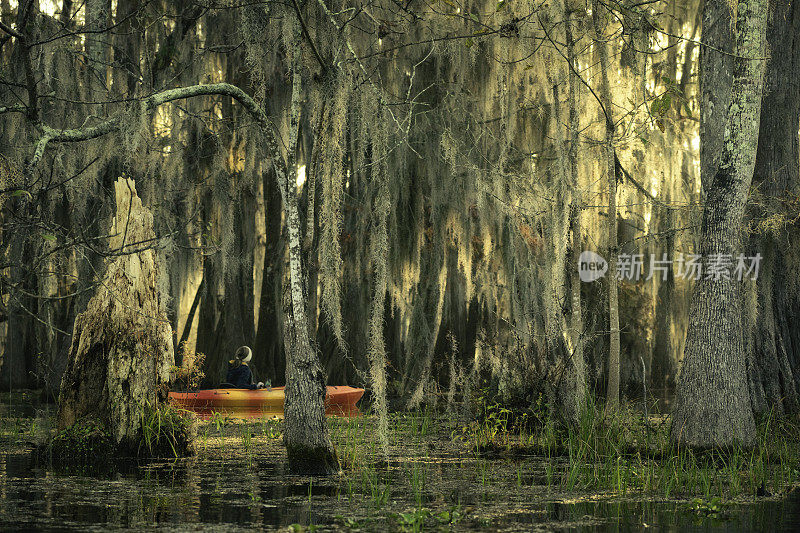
top-left (3, 390), bottom-right (799, 530)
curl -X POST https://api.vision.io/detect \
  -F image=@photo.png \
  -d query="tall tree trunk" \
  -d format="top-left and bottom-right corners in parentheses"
top-left (565, 2), bottom-right (587, 421)
top-left (216, 61), bottom-right (256, 360)
top-left (671, 0), bottom-right (769, 448)
top-left (304, 162), bottom-right (321, 341)
top-left (196, 188), bottom-right (225, 384)
top-left (85, 0), bottom-right (110, 106)
top-left (407, 247), bottom-right (448, 409)
top-left (60, 0), bottom-right (73, 26)
top-left (592, 0), bottom-right (620, 413)
top-left (2, 240), bottom-right (36, 389)
top-left (35, 187), bottom-right (58, 393)
top-left (649, 0), bottom-right (681, 394)
top-left (255, 166), bottom-right (285, 384)
top-left (699, 0), bottom-right (735, 192)
top-left (651, 194), bottom-right (677, 391)
top-left (34, 183), bottom-right (78, 399)
top-left (218, 185), bottom-right (256, 356)
top-left (281, 16), bottom-right (338, 474)
top-left (112, 0), bottom-right (140, 97)
top-left (74, 0), bottom-right (112, 318)
top-left (177, 275), bottom-right (204, 358)
top-left (747, 0), bottom-right (800, 417)
top-left (0, 0), bottom-right (41, 390)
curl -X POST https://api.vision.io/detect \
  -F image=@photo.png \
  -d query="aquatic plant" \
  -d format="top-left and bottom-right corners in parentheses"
top-left (387, 506), bottom-right (462, 533)
top-left (138, 401), bottom-right (196, 458)
top-left (239, 423), bottom-right (253, 451)
top-left (37, 403), bottom-right (194, 469)
top-left (391, 508), bottom-right (429, 533)
top-left (689, 497), bottom-right (729, 519)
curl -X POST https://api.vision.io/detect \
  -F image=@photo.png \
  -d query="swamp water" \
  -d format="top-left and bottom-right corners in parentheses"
top-left (2, 395), bottom-right (800, 531)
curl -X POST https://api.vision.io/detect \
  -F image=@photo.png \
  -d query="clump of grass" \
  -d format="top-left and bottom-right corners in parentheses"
top-left (239, 423), bottom-right (253, 451)
top-left (138, 401), bottom-right (197, 458)
top-left (0, 416), bottom-right (45, 443)
top-left (330, 410), bottom-right (373, 470)
top-left (409, 461), bottom-right (426, 507)
top-left (453, 392), bottom-right (800, 499)
top-left (208, 410), bottom-right (229, 434)
top-left (451, 389), bottom-right (547, 452)
top-left (362, 464), bottom-right (392, 509)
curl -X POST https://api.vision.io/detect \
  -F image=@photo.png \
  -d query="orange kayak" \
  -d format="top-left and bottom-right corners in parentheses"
top-left (168, 386), bottom-right (364, 419)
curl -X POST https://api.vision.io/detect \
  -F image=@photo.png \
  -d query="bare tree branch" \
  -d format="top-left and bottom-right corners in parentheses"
top-left (31, 83), bottom-right (287, 175)
top-left (290, 0), bottom-right (328, 75)
top-left (0, 18), bottom-right (23, 39)
top-left (0, 103), bottom-right (27, 114)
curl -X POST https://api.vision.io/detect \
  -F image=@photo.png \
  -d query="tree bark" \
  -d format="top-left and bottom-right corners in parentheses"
top-left (281, 16), bottom-right (338, 474)
top-left (651, 201), bottom-right (677, 391)
top-left (671, 0), bottom-right (769, 448)
top-left (255, 166), bottom-right (285, 384)
top-left (407, 247), bottom-right (448, 410)
top-left (2, 244), bottom-right (36, 390)
top-left (85, 0), bottom-right (111, 106)
top-left (565, 4), bottom-right (587, 421)
top-left (746, 0), bottom-right (800, 417)
top-left (220, 185), bottom-right (256, 357)
top-left (112, 0), bottom-right (140, 97)
top-left (699, 0), bottom-right (735, 192)
top-left (57, 178), bottom-right (174, 449)
top-left (195, 187), bottom-right (225, 384)
top-left (59, 0), bottom-right (73, 26)
top-left (177, 275), bottom-right (204, 356)
top-left (592, 0), bottom-right (620, 413)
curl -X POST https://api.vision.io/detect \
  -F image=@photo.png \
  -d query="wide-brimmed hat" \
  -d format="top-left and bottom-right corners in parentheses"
top-left (235, 346), bottom-right (252, 363)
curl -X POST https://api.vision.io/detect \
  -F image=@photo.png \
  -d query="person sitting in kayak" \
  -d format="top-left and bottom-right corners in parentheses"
top-left (225, 346), bottom-right (265, 389)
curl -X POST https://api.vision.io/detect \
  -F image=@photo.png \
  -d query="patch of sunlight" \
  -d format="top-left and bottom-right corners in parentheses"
top-left (296, 164), bottom-right (306, 188)
top-left (154, 107), bottom-right (172, 137)
top-left (39, 0), bottom-right (58, 16)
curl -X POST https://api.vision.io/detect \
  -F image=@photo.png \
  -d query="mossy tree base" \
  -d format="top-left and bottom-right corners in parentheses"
top-left (39, 418), bottom-right (115, 466)
top-left (39, 405), bottom-right (196, 468)
top-left (286, 443), bottom-right (340, 475)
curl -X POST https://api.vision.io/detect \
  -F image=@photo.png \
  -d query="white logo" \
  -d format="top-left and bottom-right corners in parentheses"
top-left (577, 251), bottom-right (762, 283)
top-left (579, 251), bottom-right (608, 282)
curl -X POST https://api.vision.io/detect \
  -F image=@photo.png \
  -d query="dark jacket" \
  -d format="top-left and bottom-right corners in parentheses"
top-left (225, 362), bottom-right (259, 389)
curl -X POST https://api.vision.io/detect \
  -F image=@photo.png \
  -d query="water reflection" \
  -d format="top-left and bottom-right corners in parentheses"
top-left (2, 415), bottom-right (800, 531)
top-left (0, 448), bottom-right (328, 530)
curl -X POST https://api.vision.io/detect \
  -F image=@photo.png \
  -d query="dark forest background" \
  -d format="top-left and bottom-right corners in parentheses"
top-left (1, 0), bottom-right (798, 426)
